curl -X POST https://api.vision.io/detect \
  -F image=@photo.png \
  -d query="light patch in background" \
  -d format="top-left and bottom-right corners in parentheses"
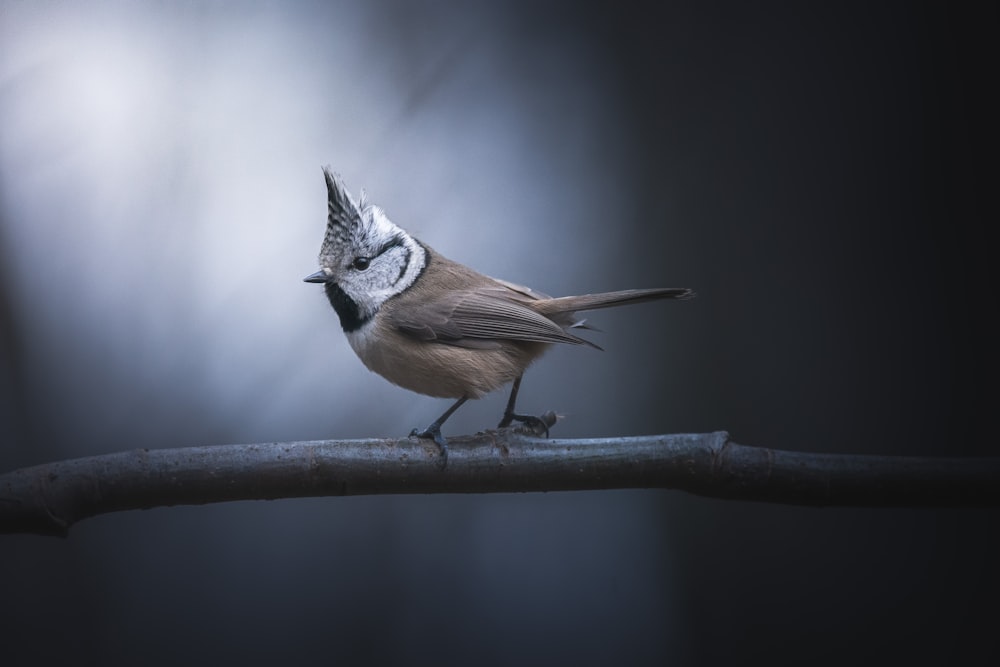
top-left (1, 4), bottom-right (684, 665)
top-left (0, 2), bottom-right (642, 450)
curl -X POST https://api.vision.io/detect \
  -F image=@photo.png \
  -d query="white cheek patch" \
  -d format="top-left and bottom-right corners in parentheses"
top-left (367, 239), bottom-right (426, 307)
top-left (334, 201), bottom-right (428, 323)
top-left (393, 239), bottom-right (426, 292)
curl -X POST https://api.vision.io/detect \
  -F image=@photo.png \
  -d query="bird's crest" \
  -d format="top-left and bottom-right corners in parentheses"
top-left (321, 167), bottom-right (364, 256)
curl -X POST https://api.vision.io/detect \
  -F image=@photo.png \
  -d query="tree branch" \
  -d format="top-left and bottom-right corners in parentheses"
top-left (2, 430), bottom-right (998, 536)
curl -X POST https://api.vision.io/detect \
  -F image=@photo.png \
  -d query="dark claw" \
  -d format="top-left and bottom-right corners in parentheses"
top-left (498, 413), bottom-right (551, 438)
top-left (410, 426), bottom-right (449, 469)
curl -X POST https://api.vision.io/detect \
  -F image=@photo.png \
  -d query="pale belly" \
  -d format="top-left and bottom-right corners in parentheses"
top-left (346, 320), bottom-right (547, 399)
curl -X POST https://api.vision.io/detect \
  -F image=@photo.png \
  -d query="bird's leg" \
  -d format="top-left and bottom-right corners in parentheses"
top-left (411, 395), bottom-right (468, 468)
top-left (497, 376), bottom-right (550, 438)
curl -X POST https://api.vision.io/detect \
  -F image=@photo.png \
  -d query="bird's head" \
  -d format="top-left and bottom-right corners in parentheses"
top-left (304, 169), bottom-right (426, 331)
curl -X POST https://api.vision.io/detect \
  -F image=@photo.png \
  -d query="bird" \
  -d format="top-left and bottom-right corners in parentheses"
top-left (304, 168), bottom-right (693, 464)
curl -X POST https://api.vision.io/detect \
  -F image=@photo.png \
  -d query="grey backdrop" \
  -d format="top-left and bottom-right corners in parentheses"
top-left (2, 2), bottom-right (996, 665)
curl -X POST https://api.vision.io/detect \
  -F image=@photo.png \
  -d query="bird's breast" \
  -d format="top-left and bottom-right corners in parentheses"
top-left (345, 318), bottom-right (547, 399)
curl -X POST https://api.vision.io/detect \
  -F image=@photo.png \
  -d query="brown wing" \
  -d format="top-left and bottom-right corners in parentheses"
top-left (389, 288), bottom-right (599, 350)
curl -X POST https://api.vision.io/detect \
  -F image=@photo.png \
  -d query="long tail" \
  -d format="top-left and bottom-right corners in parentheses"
top-left (536, 287), bottom-right (694, 315)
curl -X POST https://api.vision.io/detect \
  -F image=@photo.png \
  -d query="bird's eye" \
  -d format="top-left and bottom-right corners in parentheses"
top-left (352, 257), bottom-right (371, 271)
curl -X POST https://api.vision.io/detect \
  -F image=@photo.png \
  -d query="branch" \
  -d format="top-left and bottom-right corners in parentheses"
top-left (2, 430), bottom-right (998, 536)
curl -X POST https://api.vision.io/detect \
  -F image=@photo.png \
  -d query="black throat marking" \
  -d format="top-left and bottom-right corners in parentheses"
top-left (324, 282), bottom-right (368, 332)
top-left (322, 241), bottom-right (428, 333)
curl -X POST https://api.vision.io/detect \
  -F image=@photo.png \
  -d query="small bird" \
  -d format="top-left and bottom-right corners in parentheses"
top-left (305, 168), bottom-right (693, 462)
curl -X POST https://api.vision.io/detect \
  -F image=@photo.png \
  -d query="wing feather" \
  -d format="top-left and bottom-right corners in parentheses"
top-left (389, 288), bottom-right (599, 349)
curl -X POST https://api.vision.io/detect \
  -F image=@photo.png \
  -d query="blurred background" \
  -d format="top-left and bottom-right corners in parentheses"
top-left (1, 1), bottom-right (996, 665)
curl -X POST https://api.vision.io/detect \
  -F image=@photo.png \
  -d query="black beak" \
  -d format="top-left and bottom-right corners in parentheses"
top-left (303, 270), bottom-right (328, 283)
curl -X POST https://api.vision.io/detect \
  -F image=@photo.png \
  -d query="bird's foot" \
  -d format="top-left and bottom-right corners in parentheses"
top-left (497, 410), bottom-right (557, 438)
top-left (409, 425), bottom-right (449, 469)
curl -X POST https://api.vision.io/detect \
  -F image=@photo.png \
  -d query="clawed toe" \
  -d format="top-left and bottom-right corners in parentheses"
top-left (498, 413), bottom-right (551, 438)
top-left (410, 426), bottom-right (449, 468)
top-left (497, 376), bottom-right (555, 438)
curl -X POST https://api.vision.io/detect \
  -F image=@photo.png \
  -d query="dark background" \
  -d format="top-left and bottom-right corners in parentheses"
top-left (2, 1), bottom-right (996, 665)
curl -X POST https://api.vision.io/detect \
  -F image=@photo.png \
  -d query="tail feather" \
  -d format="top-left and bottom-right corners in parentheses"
top-left (536, 287), bottom-right (694, 315)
